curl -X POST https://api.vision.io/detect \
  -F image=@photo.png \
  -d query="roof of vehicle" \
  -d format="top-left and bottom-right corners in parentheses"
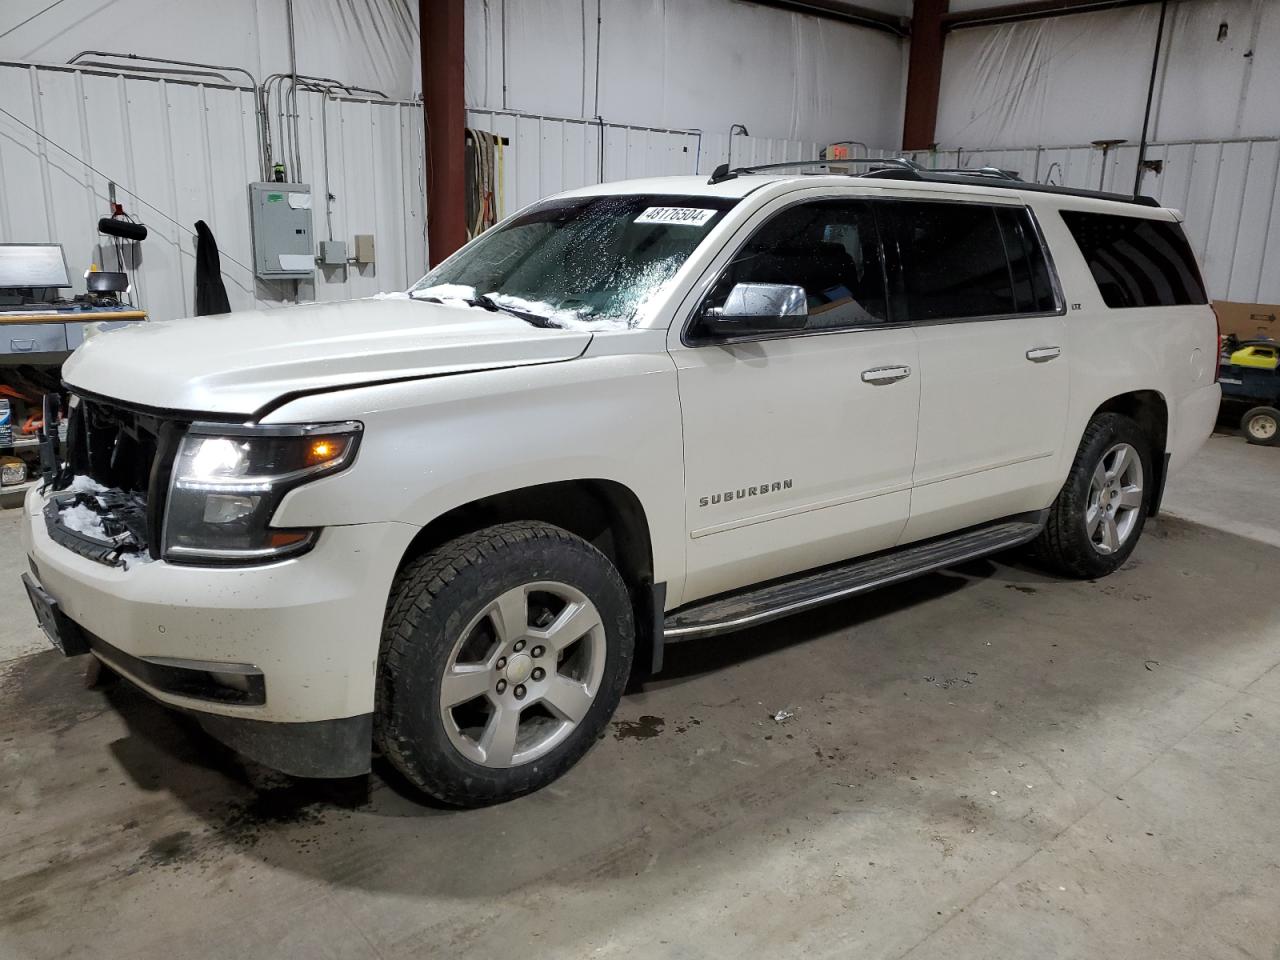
top-left (558, 165), bottom-right (1174, 218)
top-left (559, 174), bottom-right (795, 200)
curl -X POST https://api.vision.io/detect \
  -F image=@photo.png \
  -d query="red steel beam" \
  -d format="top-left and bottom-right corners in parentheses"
top-left (902, 0), bottom-right (948, 151)
top-left (421, 0), bottom-right (466, 267)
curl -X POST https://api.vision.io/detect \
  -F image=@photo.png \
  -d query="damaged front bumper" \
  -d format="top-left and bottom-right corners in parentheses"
top-left (42, 482), bottom-right (151, 568)
top-left (21, 481), bottom-right (420, 780)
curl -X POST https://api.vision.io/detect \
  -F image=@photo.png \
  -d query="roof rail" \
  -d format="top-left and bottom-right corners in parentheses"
top-left (706, 156), bottom-right (921, 185)
top-left (926, 166), bottom-right (1020, 181)
top-left (863, 167), bottom-right (1162, 207)
top-left (706, 156), bottom-right (1161, 208)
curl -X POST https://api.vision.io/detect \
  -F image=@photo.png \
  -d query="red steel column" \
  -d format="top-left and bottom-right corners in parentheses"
top-left (902, 0), bottom-right (948, 151)
top-left (421, 0), bottom-right (466, 267)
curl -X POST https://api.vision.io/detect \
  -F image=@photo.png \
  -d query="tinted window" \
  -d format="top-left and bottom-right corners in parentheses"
top-left (701, 199), bottom-right (888, 331)
top-left (996, 207), bottom-right (1058, 313)
top-left (884, 202), bottom-right (1017, 321)
top-left (1060, 210), bottom-right (1207, 308)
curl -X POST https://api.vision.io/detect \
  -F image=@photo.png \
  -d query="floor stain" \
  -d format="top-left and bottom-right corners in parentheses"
top-left (922, 673), bottom-right (978, 690)
top-left (1005, 584), bottom-right (1038, 595)
top-left (143, 830), bottom-right (193, 867)
top-left (612, 715), bottom-right (664, 741)
top-left (213, 780), bottom-right (337, 850)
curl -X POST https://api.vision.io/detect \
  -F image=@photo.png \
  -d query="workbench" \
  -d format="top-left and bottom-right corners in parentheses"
top-left (1, 307), bottom-right (146, 365)
top-left (1, 306), bottom-right (147, 502)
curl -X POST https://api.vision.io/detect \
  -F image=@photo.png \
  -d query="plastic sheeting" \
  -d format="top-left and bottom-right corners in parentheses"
top-left (936, 0), bottom-right (1278, 149)
top-left (465, 0), bottom-right (907, 147)
top-left (0, 0), bottom-right (419, 100)
top-left (0, 63), bottom-right (427, 322)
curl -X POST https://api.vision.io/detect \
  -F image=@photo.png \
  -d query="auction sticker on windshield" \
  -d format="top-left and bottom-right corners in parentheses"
top-left (634, 207), bottom-right (718, 226)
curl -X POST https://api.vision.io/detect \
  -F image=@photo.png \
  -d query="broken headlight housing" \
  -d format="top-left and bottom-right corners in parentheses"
top-left (163, 421), bottom-right (362, 565)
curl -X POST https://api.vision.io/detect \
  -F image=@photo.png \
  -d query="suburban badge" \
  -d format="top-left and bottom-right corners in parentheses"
top-left (699, 479), bottom-right (792, 507)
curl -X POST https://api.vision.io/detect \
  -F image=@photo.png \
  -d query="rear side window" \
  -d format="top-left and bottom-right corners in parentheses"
top-left (884, 202), bottom-right (1012, 321)
top-left (883, 201), bottom-right (1057, 321)
top-left (996, 207), bottom-right (1057, 313)
top-left (1059, 210), bottom-right (1207, 308)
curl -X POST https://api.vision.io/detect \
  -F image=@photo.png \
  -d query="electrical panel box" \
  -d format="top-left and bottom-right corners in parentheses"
top-left (354, 234), bottom-right (376, 265)
top-left (248, 182), bottom-right (314, 280)
top-left (318, 240), bottom-right (347, 266)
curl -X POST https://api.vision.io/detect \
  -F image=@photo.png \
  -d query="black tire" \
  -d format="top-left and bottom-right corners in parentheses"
top-left (1241, 406), bottom-right (1280, 446)
top-left (1031, 412), bottom-right (1154, 579)
top-left (375, 521), bottom-right (634, 807)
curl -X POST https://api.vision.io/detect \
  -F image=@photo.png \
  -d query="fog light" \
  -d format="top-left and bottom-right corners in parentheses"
top-left (211, 671), bottom-right (252, 694)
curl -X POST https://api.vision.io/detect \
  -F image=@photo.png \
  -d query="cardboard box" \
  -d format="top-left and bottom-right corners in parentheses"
top-left (1213, 300), bottom-right (1279, 341)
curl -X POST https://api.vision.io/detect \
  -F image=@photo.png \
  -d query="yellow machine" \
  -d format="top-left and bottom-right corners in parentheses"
top-left (1229, 342), bottom-right (1279, 370)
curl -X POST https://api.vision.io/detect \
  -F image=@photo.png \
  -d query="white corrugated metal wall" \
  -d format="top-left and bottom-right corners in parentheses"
top-left (464, 108), bottom-right (703, 215)
top-left (0, 61), bottom-right (427, 323)
top-left (0, 62), bottom-right (839, 324)
top-left (464, 117), bottom-right (1277, 305)
top-left (696, 134), bottom-right (825, 177)
top-left (465, 107), bottom-right (830, 216)
top-left (886, 139), bottom-right (1280, 303)
top-left (7, 62), bottom-right (1272, 311)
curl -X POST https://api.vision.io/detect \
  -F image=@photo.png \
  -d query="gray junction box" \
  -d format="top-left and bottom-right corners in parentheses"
top-left (248, 182), bottom-right (314, 281)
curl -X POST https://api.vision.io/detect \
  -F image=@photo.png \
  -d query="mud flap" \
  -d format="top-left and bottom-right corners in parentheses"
top-left (195, 712), bottom-right (374, 779)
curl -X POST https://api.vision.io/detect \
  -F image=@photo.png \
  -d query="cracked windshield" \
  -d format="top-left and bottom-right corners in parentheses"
top-left (409, 194), bottom-right (738, 329)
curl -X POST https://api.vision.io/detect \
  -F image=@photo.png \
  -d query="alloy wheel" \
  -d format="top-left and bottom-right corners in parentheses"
top-left (1086, 441), bottom-right (1144, 555)
top-left (439, 581), bottom-right (607, 768)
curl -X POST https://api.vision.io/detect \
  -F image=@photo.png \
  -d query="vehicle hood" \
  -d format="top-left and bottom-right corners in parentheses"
top-left (62, 298), bottom-right (593, 416)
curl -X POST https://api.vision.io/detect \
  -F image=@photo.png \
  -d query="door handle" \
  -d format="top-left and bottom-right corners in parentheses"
top-left (861, 365), bottom-right (911, 384)
top-left (1026, 346), bottom-right (1061, 362)
top-left (10, 339), bottom-right (36, 352)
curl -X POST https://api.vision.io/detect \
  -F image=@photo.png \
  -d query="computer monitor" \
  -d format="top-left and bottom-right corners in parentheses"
top-left (0, 244), bottom-right (71, 288)
top-left (86, 271), bottom-right (128, 294)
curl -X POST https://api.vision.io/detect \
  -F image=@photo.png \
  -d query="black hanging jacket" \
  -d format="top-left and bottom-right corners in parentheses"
top-left (194, 219), bottom-right (232, 316)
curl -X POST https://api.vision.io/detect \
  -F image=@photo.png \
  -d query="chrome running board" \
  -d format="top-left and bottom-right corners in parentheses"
top-left (663, 514), bottom-right (1045, 640)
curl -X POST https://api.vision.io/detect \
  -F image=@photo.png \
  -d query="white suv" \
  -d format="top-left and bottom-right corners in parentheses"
top-left (20, 159), bottom-right (1220, 805)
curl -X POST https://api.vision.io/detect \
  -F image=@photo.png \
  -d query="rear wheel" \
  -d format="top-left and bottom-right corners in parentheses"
top-left (1032, 412), bottom-right (1153, 579)
top-left (376, 521), bottom-right (634, 806)
top-left (1241, 406), bottom-right (1280, 446)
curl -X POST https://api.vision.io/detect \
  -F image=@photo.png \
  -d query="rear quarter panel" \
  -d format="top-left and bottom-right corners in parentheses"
top-left (1030, 194), bottom-right (1220, 485)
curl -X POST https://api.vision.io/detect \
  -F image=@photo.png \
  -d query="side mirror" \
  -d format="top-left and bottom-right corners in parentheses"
top-left (700, 283), bottom-right (808, 337)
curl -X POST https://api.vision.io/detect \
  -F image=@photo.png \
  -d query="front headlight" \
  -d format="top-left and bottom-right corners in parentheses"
top-left (163, 421), bottom-right (362, 564)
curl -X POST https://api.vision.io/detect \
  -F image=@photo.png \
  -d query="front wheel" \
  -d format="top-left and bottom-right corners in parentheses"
top-left (1241, 406), bottom-right (1280, 446)
top-left (1032, 412), bottom-right (1153, 579)
top-left (376, 521), bottom-right (634, 807)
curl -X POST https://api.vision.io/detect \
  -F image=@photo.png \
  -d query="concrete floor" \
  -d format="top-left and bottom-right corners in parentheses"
top-left (2, 434), bottom-right (1278, 959)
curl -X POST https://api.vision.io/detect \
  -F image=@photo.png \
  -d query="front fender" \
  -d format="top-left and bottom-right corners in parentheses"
top-left (262, 351), bottom-right (689, 602)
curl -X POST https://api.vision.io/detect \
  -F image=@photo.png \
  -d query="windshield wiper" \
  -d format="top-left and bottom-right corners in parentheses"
top-left (466, 293), bottom-right (560, 329)
top-left (409, 289), bottom-right (559, 328)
